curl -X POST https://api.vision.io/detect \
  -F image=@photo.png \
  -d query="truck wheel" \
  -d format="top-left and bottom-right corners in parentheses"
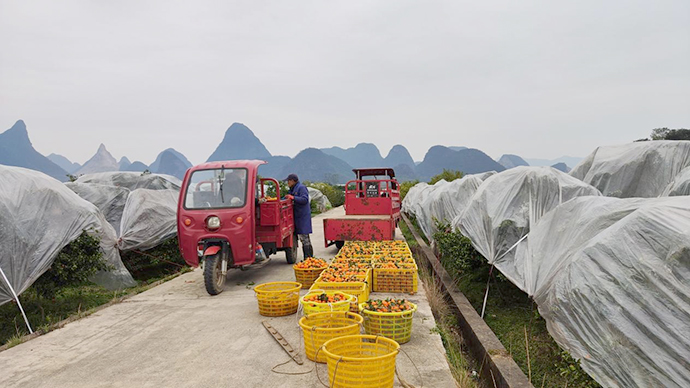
top-left (204, 254), bottom-right (225, 295)
top-left (335, 241), bottom-right (344, 250)
top-left (285, 235), bottom-right (298, 264)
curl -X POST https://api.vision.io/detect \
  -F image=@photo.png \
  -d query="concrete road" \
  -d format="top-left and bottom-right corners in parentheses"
top-left (0, 207), bottom-right (456, 388)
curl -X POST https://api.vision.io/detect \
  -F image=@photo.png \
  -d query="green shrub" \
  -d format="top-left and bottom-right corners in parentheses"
top-left (429, 169), bottom-right (464, 185)
top-left (399, 180), bottom-right (419, 201)
top-left (306, 182), bottom-right (345, 207)
top-left (432, 221), bottom-right (485, 276)
top-left (650, 127), bottom-right (690, 140)
top-left (428, 218), bottom-right (598, 387)
top-left (32, 231), bottom-right (109, 299)
top-left (556, 350), bottom-right (602, 388)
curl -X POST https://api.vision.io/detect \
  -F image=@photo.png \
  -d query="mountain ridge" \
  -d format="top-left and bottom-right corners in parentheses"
top-left (0, 120), bottom-right (69, 181)
top-left (416, 146), bottom-right (505, 180)
top-left (321, 143), bottom-right (384, 168)
top-left (74, 144), bottom-right (119, 175)
top-left (207, 123), bottom-right (272, 162)
top-left (48, 153), bottom-right (82, 173)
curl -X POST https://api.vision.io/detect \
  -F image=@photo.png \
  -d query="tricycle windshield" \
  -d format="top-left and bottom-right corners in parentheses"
top-left (184, 168), bottom-right (248, 209)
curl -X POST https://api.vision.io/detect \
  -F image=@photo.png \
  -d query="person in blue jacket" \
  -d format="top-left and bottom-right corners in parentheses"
top-left (284, 173), bottom-right (313, 258)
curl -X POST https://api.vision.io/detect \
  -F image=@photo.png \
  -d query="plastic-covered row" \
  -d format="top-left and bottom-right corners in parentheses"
top-left (68, 172), bottom-right (182, 252)
top-left (662, 166), bottom-right (690, 196)
top-left (75, 171), bottom-right (181, 191)
top-left (571, 140), bottom-right (690, 198)
top-left (117, 189), bottom-right (179, 251)
top-left (457, 166), bottom-right (602, 267)
top-left (65, 183), bottom-right (130, 233)
top-left (514, 196), bottom-right (690, 387)
top-left (401, 172), bottom-right (495, 240)
top-left (0, 166), bottom-right (136, 306)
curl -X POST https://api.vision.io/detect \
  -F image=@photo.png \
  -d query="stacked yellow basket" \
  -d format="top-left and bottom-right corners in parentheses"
top-left (321, 334), bottom-right (399, 388)
top-left (298, 311), bottom-right (363, 363)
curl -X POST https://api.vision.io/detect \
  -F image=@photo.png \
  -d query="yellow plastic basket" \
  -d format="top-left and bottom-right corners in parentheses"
top-left (359, 302), bottom-right (417, 344)
top-left (321, 334), bottom-right (399, 388)
top-left (299, 311), bottom-right (363, 363)
top-left (310, 281), bottom-right (369, 313)
top-left (372, 263), bottom-right (418, 294)
top-left (253, 281), bottom-right (302, 317)
top-left (293, 265), bottom-right (327, 289)
top-left (300, 291), bottom-right (354, 316)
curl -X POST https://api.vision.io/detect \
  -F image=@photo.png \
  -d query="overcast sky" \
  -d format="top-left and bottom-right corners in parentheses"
top-left (1, 1), bottom-right (688, 165)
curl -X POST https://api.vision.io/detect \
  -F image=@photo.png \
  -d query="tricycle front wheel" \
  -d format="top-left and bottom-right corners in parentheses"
top-left (204, 254), bottom-right (225, 295)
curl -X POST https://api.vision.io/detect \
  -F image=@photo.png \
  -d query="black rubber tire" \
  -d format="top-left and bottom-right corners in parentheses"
top-left (204, 254), bottom-right (225, 295)
top-left (285, 234), bottom-right (298, 264)
top-left (335, 240), bottom-right (345, 250)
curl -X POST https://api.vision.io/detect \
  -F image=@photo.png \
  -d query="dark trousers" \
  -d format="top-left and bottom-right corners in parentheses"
top-left (298, 234), bottom-right (313, 259)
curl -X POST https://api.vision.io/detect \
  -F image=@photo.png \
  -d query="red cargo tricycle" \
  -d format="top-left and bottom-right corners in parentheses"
top-left (177, 160), bottom-right (298, 295)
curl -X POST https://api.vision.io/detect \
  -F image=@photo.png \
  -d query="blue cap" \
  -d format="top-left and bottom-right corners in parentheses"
top-left (284, 173), bottom-right (299, 182)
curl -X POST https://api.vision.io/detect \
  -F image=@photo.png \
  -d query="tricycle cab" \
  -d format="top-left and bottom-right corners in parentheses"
top-left (345, 168), bottom-right (401, 217)
top-left (177, 160), bottom-right (296, 270)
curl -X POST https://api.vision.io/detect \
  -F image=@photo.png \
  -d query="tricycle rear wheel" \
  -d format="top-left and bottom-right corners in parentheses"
top-left (204, 254), bottom-right (225, 295)
top-left (335, 240), bottom-right (344, 250)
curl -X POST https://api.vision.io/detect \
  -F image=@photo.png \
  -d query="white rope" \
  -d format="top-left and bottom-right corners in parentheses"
top-left (0, 266), bottom-right (33, 334)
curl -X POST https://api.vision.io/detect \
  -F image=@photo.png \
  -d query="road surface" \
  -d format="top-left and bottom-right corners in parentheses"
top-left (0, 207), bottom-right (456, 388)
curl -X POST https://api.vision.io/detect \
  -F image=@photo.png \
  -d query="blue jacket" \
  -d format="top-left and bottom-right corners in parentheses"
top-left (289, 182), bottom-right (312, 234)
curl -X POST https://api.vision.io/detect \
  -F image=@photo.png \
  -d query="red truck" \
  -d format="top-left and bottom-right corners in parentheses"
top-left (323, 168), bottom-right (401, 248)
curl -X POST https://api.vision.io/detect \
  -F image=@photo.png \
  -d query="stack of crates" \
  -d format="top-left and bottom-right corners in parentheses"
top-left (371, 243), bottom-right (418, 294)
top-left (309, 240), bottom-right (418, 311)
top-left (310, 247), bottom-right (373, 312)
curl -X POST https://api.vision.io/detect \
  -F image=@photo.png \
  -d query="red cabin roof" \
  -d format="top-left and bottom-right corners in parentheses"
top-left (189, 160), bottom-right (267, 172)
top-left (352, 168), bottom-right (396, 179)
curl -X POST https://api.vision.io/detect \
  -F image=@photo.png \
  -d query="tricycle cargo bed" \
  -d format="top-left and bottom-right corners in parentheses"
top-left (323, 216), bottom-right (396, 246)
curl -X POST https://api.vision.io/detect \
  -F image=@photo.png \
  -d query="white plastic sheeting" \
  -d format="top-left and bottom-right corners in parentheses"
top-left (513, 196), bottom-right (690, 388)
top-left (403, 176), bottom-right (485, 240)
top-left (76, 171), bottom-right (181, 191)
top-left (662, 166), bottom-right (690, 197)
top-left (68, 173), bottom-right (182, 252)
top-left (66, 183), bottom-right (130, 232)
top-left (457, 167), bottom-right (602, 266)
top-left (0, 166), bottom-right (135, 306)
top-left (571, 141), bottom-right (690, 198)
top-left (307, 187), bottom-right (332, 212)
top-left (416, 180), bottom-right (451, 239)
top-left (402, 173), bottom-right (498, 239)
top-left (401, 182), bottom-right (429, 218)
top-left (117, 189), bottom-right (179, 251)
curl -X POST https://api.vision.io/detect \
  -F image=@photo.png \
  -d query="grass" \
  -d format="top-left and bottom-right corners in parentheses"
top-left (1, 262), bottom-right (190, 347)
top-left (400, 219), bottom-right (480, 388)
top-left (403, 216), bottom-right (600, 388)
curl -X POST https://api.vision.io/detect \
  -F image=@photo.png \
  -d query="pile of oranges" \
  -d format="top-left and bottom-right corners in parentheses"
top-left (362, 298), bottom-right (415, 313)
top-left (374, 260), bottom-right (416, 269)
top-left (319, 266), bottom-right (367, 282)
top-left (329, 260), bottom-right (370, 270)
top-left (302, 292), bottom-right (348, 303)
top-left (294, 257), bottom-right (328, 269)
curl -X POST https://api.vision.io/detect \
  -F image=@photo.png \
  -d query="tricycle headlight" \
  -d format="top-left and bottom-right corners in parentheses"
top-left (206, 216), bottom-right (221, 230)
